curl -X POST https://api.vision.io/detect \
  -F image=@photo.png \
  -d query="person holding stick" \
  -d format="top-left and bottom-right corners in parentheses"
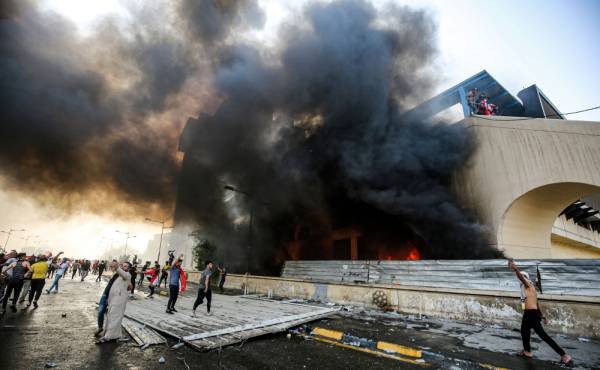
top-left (508, 259), bottom-right (572, 364)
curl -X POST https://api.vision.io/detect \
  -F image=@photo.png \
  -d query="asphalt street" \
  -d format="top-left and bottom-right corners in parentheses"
top-left (0, 276), bottom-right (597, 370)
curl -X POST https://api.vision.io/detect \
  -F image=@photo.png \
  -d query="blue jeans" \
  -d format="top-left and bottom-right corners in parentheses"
top-left (47, 273), bottom-right (63, 292)
top-left (97, 295), bottom-right (108, 329)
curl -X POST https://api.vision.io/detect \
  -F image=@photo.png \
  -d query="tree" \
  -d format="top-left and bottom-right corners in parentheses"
top-left (190, 231), bottom-right (217, 271)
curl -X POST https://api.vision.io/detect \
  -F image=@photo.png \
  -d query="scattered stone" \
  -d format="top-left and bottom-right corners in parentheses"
top-left (61, 313), bottom-right (67, 318)
top-left (578, 337), bottom-right (590, 342)
top-left (158, 356), bottom-right (166, 364)
top-left (44, 363), bottom-right (57, 368)
top-left (172, 342), bottom-right (185, 349)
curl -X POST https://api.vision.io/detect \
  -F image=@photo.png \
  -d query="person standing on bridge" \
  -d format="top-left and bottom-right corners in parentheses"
top-left (96, 261), bottom-right (131, 343)
top-left (509, 260), bottom-right (572, 365)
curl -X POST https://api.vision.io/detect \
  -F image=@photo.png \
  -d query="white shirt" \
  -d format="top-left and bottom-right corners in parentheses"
top-left (2, 257), bottom-right (17, 277)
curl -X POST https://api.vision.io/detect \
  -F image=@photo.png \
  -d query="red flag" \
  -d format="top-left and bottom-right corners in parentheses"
top-left (179, 266), bottom-right (187, 292)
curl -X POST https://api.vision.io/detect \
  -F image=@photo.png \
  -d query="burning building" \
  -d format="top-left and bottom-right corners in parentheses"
top-left (173, 67), bottom-right (600, 272)
top-left (169, 2), bottom-right (503, 273)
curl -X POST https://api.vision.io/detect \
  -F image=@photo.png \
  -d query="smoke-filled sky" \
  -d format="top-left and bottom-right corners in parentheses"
top-left (1, 0), bottom-right (598, 259)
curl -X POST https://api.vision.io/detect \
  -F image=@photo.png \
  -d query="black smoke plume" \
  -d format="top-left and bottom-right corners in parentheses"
top-left (0, 0), bottom-right (198, 216)
top-left (175, 0), bottom-right (502, 272)
top-left (0, 0), bottom-right (501, 270)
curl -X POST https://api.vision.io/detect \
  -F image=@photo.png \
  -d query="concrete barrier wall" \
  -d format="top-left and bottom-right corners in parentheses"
top-left (216, 273), bottom-right (600, 338)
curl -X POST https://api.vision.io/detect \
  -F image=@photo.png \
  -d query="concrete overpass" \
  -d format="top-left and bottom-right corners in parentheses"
top-left (453, 116), bottom-right (600, 258)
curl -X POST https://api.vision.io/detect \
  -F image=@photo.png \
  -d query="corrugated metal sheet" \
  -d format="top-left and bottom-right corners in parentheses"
top-left (281, 259), bottom-right (600, 297)
top-left (123, 292), bottom-right (337, 350)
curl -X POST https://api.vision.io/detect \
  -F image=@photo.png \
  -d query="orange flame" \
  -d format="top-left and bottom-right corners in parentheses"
top-left (406, 247), bottom-right (420, 260)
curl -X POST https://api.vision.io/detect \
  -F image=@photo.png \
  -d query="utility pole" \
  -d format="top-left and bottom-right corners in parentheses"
top-left (145, 218), bottom-right (173, 263)
top-left (1, 228), bottom-right (26, 253)
top-left (115, 230), bottom-right (136, 259)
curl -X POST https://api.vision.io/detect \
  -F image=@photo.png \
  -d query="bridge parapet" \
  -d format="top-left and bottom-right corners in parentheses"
top-left (453, 116), bottom-right (600, 258)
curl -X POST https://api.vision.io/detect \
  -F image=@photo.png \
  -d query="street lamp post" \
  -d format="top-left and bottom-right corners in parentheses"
top-left (1, 228), bottom-right (26, 253)
top-left (101, 237), bottom-right (115, 260)
top-left (115, 230), bottom-right (136, 259)
top-left (145, 218), bottom-right (174, 264)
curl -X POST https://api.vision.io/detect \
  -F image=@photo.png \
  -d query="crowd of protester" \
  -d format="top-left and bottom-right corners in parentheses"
top-left (1, 248), bottom-right (227, 346)
top-left (0, 250), bottom-right (111, 314)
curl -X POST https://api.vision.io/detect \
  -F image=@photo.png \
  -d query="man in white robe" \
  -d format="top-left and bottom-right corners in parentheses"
top-left (96, 261), bottom-right (131, 343)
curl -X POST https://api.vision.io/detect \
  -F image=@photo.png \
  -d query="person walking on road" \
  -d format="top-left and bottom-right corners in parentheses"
top-left (159, 260), bottom-right (170, 288)
top-left (128, 264), bottom-right (137, 297)
top-left (46, 257), bottom-right (68, 294)
top-left (509, 260), bottom-right (572, 364)
top-left (80, 260), bottom-right (91, 281)
top-left (138, 262), bottom-right (149, 286)
top-left (193, 261), bottom-right (214, 316)
top-left (1, 253), bottom-right (30, 314)
top-left (71, 260), bottom-right (80, 279)
top-left (47, 261), bottom-right (55, 279)
top-left (26, 254), bottom-right (50, 309)
top-left (0, 251), bottom-right (19, 301)
top-left (96, 260), bottom-right (106, 282)
top-left (17, 254), bottom-right (36, 304)
top-left (165, 253), bottom-right (186, 314)
top-left (96, 261), bottom-right (132, 343)
top-left (217, 263), bottom-right (227, 294)
top-left (145, 263), bottom-right (161, 298)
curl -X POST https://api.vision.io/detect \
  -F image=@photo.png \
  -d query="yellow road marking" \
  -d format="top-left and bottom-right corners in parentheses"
top-left (308, 336), bottom-right (428, 366)
top-left (312, 327), bottom-right (344, 341)
top-left (479, 363), bottom-right (510, 370)
top-left (377, 341), bottom-right (422, 358)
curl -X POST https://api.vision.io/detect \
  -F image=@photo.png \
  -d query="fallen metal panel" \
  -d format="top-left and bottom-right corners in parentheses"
top-left (124, 292), bottom-right (337, 351)
top-left (183, 310), bottom-right (334, 341)
top-left (122, 317), bottom-right (167, 346)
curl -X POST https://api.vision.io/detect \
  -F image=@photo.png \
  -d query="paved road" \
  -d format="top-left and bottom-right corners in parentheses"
top-left (0, 277), bottom-right (597, 369)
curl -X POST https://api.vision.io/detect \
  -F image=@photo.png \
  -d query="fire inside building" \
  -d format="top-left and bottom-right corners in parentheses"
top-left (172, 71), bottom-right (600, 272)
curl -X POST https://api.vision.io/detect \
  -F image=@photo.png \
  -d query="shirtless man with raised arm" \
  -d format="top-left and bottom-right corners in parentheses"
top-left (509, 259), bottom-right (572, 364)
